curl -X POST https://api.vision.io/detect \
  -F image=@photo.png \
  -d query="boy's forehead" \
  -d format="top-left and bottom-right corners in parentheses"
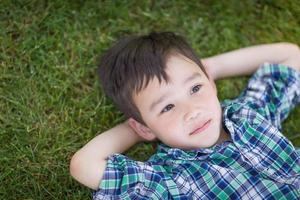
top-left (133, 53), bottom-right (204, 91)
top-left (167, 53), bottom-right (196, 65)
top-left (133, 54), bottom-right (206, 110)
top-left (166, 53), bottom-right (207, 76)
top-left (134, 53), bottom-right (205, 95)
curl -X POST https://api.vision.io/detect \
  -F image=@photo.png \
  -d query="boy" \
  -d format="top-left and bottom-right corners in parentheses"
top-left (70, 32), bottom-right (300, 199)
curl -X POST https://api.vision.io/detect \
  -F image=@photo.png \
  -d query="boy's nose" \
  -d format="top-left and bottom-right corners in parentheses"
top-left (184, 106), bottom-right (201, 122)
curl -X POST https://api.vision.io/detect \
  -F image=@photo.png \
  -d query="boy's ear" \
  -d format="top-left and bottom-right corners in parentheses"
top-left (128, 118), bottom-right (157, 141)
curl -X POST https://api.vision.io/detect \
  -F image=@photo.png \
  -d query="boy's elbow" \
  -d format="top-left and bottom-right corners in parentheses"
top-left (70, 152), bottom-right (83, 181)
top-left (69, 152), bottom-right (94, 188)
top-left (69, 151), bottom-right (104, 190)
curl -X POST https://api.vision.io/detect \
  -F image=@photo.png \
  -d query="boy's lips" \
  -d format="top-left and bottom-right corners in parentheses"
top-left (189, 120), bottom-right (211, 135)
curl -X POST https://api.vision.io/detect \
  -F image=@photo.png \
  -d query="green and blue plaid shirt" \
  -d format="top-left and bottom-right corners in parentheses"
top-left (93, 63), bottom-right (300, 199)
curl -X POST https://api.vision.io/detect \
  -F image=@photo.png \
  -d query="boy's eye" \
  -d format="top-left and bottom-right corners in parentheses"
top-left (161, 104), bottom-right (174, 113)
top-left (191, 84), bottom-right (202, 94)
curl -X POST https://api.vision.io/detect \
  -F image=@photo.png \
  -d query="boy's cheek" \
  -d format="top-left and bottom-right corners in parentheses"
top-left (149, 121), bottom-right (174, 138)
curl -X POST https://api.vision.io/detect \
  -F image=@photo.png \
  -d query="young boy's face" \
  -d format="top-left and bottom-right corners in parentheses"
top-left (132, 54), bottom-right (225, 150)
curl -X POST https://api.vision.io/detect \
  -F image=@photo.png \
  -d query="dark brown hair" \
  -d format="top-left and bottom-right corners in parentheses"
top-left (98, 32), bottom-right (207, 125)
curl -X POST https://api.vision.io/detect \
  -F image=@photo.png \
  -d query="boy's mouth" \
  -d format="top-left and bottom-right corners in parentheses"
top-left (189, 120), bottom-right (211, 135)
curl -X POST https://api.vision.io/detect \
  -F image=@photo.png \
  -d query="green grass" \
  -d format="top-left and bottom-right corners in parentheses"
top-left (1, 0), bottom-right (300, 199)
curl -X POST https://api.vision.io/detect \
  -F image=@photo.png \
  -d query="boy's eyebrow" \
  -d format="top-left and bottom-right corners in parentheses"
top-left (149, 72), bottom-right (201, 111)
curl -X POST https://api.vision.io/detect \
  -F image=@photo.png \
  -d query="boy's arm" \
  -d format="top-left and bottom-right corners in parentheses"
top-left (70, 121), bottom-right (143, 190)
top-left (202, 43), bottom-right (300, 80)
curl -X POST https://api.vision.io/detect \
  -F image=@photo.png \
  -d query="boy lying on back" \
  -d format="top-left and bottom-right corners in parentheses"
top-left (71, 32), bottom-right (300, 199)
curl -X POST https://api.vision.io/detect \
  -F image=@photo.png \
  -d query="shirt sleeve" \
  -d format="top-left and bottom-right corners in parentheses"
top-left (240, 63), bottom-right (300, 130)
top-left (92, 154), bottom-right (168, 199)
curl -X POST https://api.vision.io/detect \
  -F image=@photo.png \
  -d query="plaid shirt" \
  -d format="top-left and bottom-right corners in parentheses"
top-left (93, 63), bottom-right (300, 199)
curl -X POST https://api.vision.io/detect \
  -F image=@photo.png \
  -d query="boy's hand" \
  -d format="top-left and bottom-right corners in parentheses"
top-left (70, 120), bottom-right (145, 190)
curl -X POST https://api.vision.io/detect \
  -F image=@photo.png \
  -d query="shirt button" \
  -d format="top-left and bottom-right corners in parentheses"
top-left (135, 187), bottom-right (140, 193)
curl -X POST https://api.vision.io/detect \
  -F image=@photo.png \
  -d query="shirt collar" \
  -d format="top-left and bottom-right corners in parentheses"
top-left (156, 141), bottom-right (232, 160)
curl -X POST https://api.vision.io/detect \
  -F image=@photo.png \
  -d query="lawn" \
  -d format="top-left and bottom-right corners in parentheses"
top-left (1, 0), bottom-right (300, 199)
